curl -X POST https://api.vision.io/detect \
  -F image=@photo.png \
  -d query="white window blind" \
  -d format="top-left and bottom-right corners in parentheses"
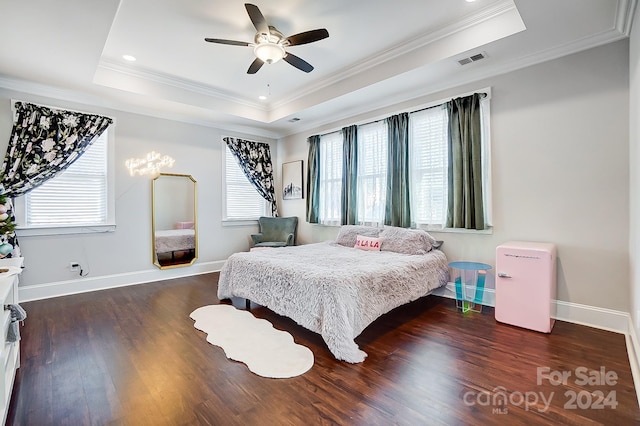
top-left (318, 131), bottom-right (343, 225)
top-left (25, 132), bottom-right (108, 226)
top-left (224, 145), bottom-right (267, 220)
top-left (409, 105), bottom-right (449, 227)
top-left (356, 121), bottom-right (387, 225)
top-left (480, 98), bottom-right (492, 227)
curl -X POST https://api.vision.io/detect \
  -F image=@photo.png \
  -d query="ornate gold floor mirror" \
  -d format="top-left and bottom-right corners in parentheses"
top-left (151, 173), bottom-right (198, 269)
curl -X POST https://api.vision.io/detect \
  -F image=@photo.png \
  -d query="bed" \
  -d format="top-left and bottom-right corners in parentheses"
top-left (154, 229), bottom-right (195, 256)
top-left (217, 225), bottom-right (449, 363)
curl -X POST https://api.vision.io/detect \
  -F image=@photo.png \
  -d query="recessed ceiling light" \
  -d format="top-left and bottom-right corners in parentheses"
top-left (122, 54), bottom-right (137, 62)
top-left (258, 83), bottom-right (271, 101)
top-left (465, 0), bottom-right (477, 2)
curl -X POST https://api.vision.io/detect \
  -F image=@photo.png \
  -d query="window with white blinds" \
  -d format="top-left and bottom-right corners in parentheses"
top-left (313, 91), bottom-right (491, 230)
top-left (25, 132), bottom-right (108, 226)
top-left (409, 104), bottom-right (449, 227)
top-left (357, 121), bottom-right (387, 225)
top-left (224, 145), bottom-right (268, 220)
top-left (318, 131), bottom-right (342, 225)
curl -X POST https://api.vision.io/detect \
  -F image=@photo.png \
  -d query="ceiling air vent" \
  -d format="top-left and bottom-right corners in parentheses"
top-left (457, 52), bottom-right (486, 66)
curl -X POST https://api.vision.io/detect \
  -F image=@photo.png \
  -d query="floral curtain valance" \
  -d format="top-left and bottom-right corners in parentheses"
top-left (223, 137), bottom-right (278, 217)
top-left (0, 101), bottom-right (112, 258)
top-left (1, 101), bottom-right (113, 197)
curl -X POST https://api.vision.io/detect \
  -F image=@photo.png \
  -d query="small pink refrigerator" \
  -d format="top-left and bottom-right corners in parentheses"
top-left (495, 241), bottom-right (557, 333)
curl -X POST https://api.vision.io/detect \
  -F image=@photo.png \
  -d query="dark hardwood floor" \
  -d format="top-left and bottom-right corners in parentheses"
top-left (6, 273), bottom-right (640, 425)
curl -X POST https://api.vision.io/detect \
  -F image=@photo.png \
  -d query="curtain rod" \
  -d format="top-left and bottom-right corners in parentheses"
top-left (318, 91), bottom-right (488, 137)
top-left (10, 99), bottom-right (116, 122)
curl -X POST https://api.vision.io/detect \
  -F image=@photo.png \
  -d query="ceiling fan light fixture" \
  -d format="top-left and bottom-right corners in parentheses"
top-left (254, 42), bottom-right (285, 64)
top-left (205, 4), bottom-right (328, 73)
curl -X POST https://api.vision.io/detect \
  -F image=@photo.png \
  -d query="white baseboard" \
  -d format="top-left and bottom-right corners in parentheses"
top-left (627, 317), bottom-right (640, 409)
top-left (434, 282), bottom-right (630, 334)
top-left (18, 260), bottom-right (225, 302)
top-left (432, 282), bottom-right (496, 306)
top-left (554, 300), bottom-right (630, 334)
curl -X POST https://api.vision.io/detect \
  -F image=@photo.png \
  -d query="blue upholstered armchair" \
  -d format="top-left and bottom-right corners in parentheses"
top-left (251, 216), bottom-right (298, 247)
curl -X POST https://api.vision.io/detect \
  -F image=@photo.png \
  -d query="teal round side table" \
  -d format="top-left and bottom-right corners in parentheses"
top-left (448, 261), bottom-right (492, 313)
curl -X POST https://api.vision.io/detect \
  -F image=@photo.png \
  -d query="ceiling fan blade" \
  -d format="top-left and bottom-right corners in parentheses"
top-left (245, 3), bottom-right (269, 35)
top-left (247, 58), bottom-right (265, 74)
top-left (285, 29), bottom-right (329, 46)
top-left (283, 53), bottom-right (314, 73)
top-left (204, 38), bottom-right (250, 47)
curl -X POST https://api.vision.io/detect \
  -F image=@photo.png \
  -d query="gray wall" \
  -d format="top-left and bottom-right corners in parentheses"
top-left (279, 40), bottom-right (630, 312)
top-left (0, 89), bottom-right (276, 288)
top-left (0, 40), bottom-right (631, 312)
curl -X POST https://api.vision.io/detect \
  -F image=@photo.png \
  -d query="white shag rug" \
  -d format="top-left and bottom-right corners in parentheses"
top-left (190, 304), bottom-right (314, 378)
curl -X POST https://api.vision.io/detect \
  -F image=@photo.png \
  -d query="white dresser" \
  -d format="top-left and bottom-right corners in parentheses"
top-left (0, 273), bottom-right (20, 426)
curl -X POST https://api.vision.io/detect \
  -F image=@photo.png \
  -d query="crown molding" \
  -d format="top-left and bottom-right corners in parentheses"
top-left (0, 76), bottom-right (112, 109)
top-left (0, 75), bottom-right (282, 140)
top-left (86, 0), bottom-right (636, 127)
top-left (476, 27), bottom-right (630, 82)
top-left (96, 59), bottom-right (267, 111)
top-left (92, 0), bottom-right (520, 118)
top-left (0, 0), bottom-right (633, 141)
top-left (270, 0), bottom-right (520, 111)
top-left (279, 25), bottom-right (632, 138)
top-left (616, 0), bottom-right (638, 36)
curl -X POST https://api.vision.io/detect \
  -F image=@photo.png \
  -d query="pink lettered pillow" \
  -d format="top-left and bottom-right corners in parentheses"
top-left (354, 235), bottom-right (382, 251)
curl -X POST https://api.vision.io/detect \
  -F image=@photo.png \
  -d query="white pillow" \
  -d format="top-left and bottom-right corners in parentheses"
top-left (335, 225), bottom-right (382, 247)
top-left (378, 226), bottom-right (435, 255)
top-left (354, 235), bottom-right (382, 251)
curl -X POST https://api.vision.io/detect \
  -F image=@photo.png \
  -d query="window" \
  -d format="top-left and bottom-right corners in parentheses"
top-left (313, 90), bottom-right (491, 231)
top-left (318, 132), bottom-right (342, 225)
top-left (223, 144), bottom-right (268, 221)
top-left (357, 121), bottom-right (387, 225)
top-left (18, 131), bottom-right (114, 235)
top-left (409, 105), bottom-right (449, 227)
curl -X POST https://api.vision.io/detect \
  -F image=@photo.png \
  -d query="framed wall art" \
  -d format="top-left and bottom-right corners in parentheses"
top-left (282, 160), bottom-right (303, 200)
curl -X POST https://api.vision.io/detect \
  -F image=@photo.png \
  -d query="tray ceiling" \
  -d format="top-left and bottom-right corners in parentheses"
top-left (0, 0), bottom-right (634, 138)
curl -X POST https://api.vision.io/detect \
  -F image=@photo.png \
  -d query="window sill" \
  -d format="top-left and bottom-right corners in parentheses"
top-left (311, 223), bottom-right (494, 235)
top-left (221, 219), bottom-right (259, 227)
top-left (421, 226), bottom-right (493, 235)
top-left (16, 224), bottom-right (116, 237)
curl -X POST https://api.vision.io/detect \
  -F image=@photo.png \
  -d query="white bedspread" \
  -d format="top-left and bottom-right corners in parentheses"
top-left (217, 242), bottom-right (449, 363)
top-left (155, 229), bottom-right (195, 253)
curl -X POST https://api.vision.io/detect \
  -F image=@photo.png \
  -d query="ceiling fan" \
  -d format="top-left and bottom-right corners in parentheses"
top-left (204, 3), bottom-right (329, 74)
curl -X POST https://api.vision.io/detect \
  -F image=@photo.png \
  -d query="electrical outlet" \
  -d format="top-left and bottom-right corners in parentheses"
top-left (70, 262), bottom-right (80, 272)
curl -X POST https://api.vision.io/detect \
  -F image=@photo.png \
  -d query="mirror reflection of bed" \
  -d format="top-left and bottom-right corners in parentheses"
top-left (152, 173), bottom-right (197, 269)
top-left (155, 224), bottom-right (196, 267)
